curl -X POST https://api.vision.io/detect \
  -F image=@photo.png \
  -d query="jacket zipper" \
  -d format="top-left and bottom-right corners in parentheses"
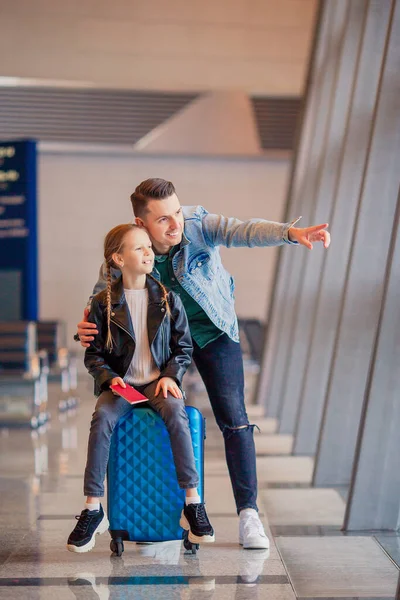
top-left (109, 318), bottom-right (136, 378)
top-left (111, 311), bottom-right (172, 372)
top-left (111, 316), bottom-right (167, 371)
top-left (110, 318), bottom-right (135, 341)
top-left (162, 322), bottom-right (167, 365)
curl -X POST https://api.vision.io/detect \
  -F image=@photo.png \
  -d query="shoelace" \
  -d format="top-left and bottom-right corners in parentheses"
top-left (242, 514), bottom-right (265, 536)
top-left (193, 504), bottom-right (209, 527)
top-left (73, 510), bottom-right (92, 533)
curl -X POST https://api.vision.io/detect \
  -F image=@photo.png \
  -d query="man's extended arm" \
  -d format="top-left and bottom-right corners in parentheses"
top-left (201, 211), bottom-right (330, 250)
top-left (201, 212), bottom-right (301, 248)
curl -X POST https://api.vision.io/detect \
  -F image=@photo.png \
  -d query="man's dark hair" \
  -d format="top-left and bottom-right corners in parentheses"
top-left (130, 178), bottom-right (176, 218)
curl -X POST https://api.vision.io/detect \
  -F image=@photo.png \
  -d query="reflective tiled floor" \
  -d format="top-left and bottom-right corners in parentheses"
top-left (0, 368), bottom-right (399, 599)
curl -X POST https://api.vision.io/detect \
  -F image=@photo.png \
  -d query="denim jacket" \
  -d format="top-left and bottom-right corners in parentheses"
top-left (91, 205), bottom-right (300, 343)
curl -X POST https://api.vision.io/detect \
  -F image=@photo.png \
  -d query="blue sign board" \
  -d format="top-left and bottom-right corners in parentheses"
top-left (0, 140), bottom-right (38, 320)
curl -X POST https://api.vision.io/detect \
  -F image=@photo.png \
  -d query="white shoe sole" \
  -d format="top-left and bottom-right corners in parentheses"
top-left (239, 537), bottom-right (270, 550)
top-left (180, 513), bottom-right (215, 544)
top-left (67, 514), bottom-right (109, 553)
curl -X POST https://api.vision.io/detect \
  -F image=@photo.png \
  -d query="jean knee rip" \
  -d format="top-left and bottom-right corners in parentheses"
top-left (222, 423), bottom-right (260, 439)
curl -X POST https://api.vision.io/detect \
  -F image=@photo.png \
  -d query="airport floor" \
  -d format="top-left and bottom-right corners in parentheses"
top-left (0, 365), bottom-right (399, 599)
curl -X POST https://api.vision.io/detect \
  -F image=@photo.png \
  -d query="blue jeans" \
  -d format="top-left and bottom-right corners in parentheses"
top-left (84, 379), bottom-right (199, 497)
top-left (193, 334), bottom-right (258, 514)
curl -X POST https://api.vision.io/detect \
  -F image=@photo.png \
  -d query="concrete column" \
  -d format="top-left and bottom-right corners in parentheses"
top-left (256, 0), bottom-right (349, 417)
top-left (254, 0), bottom-right (326, 413)
top-left (293, 0), bottom-right (394, 454)
top-left (344, 185), bottom-right (400, 530)
top-left (313, 0), bottom-right (400, 487)
top-left (279, 0), bottom-right (368, 435)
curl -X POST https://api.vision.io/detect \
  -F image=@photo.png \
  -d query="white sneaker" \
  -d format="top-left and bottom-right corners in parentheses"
top-left (239, 509), bottom-right (270, 549)
top-left (188, 576), bottom-right (216, 592)
top-left (239, 548), bottom-right (270, 585)
top-left (138, 540), bottom-right (181, 565)
top-left (68, 573), bottom-right (110, 600)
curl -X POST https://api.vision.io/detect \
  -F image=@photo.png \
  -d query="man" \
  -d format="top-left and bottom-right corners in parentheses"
top-left (77, 178), bottom-right (330, 550)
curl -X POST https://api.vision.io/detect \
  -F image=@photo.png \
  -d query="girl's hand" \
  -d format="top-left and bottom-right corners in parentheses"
top-left (110, 377), bottom-right (126, 394)
top-left (155, 377), bottom-right (183, 399)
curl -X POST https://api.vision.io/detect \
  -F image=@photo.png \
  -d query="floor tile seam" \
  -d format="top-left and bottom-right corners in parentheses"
top-left (270, 535), bottom-right (298, 596)
top-left (268, 526), bottom-right (345, 536)
top-left (0, 574), bottom-right (290, 586)
top-left (372, 535), bottom-right (400, 571)
top-left (257, 482), bottom-right (297, 597)
top-left (296, 597), bottom-right (395, 600)
top-left (275, 534), bottom-right (400, 597)
top-left (256, 453), bottom-right (293, 457)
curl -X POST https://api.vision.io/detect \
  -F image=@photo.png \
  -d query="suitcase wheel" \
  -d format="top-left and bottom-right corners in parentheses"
top-left (110, 539), bottom-right (124, 557)
top-left (183, 531), bottom-right (199, 555)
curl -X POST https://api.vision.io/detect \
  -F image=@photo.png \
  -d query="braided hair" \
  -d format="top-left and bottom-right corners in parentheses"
top-left (148, 274), bottom-right (171, 317)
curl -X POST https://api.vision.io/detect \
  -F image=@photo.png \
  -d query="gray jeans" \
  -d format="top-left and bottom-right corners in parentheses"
top-left (84, 380), bottom-right (199, 497)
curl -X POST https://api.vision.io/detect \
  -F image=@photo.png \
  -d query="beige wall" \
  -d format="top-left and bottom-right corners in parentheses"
top-left (0, 0), bottom-right (314, 358)
top-left (0, 0), bottom-right (317, 95)
top-left (37, 146), bottom-right (290, 353)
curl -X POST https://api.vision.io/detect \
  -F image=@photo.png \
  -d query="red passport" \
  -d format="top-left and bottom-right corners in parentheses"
top-left (110, 383), bottom-right (149, 405)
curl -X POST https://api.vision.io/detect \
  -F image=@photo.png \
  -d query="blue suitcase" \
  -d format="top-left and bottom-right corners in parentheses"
top-left (107, 405), bottom-right (205, 556)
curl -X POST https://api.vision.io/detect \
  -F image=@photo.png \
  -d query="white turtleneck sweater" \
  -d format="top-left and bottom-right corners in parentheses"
top-left (123, 288), bottom-right (161, 386)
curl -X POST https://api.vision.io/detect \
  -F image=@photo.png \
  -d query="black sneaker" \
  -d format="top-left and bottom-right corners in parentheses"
top-left (67, 505), bottom-right (109, 553)
top-left (180, 503), bottom-right (215, 544)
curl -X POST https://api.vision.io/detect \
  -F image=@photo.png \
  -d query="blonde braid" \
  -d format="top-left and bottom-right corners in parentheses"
top-left (149, 274), bottom-right (171, 317)
top-left (105, 264), bottom-right (114, 351)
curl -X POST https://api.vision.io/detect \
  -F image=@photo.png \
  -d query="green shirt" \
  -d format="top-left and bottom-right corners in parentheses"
top-left (155, 247), bottom-right (223, 349)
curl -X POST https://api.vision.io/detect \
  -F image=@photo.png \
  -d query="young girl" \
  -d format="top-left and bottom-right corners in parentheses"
top-left (67, 224), bottom-right (214, 553)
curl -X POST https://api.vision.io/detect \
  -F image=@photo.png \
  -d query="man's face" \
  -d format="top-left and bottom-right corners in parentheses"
top-left (137, 194), bottom-right (184, 254)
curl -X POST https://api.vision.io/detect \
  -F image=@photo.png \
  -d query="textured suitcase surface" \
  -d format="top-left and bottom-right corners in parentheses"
top-left (107, 405), bottom-right (205, 542)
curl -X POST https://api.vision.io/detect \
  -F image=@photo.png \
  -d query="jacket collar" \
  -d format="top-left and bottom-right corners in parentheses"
top-left (109, 275), bottom-right (166, 346)
top-left (153, 231), bottom-right (191, 265)
top-left (109, 274), bottom-right (163, 306)
top-left (180, 230), bottom-right (191, 248)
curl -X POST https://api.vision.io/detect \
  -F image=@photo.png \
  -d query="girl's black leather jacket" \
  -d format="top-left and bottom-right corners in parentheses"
top-left (84, 275), bottom-right (193, 396)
